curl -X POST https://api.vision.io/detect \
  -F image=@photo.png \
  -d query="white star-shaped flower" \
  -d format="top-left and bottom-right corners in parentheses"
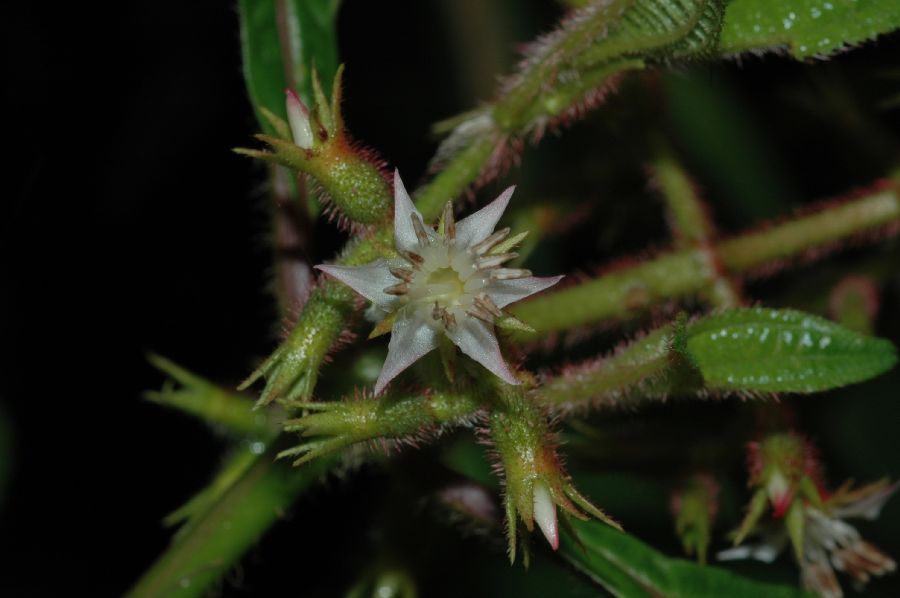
top-left (316, 170), bottom-right (563, 394)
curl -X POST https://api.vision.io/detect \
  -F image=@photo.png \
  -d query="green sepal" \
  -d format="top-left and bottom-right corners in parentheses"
top-left (311, 67), bottom-right (334, 134)
top-left (564, 484), bottom-right (621, 532)
top-left (798, 475), bottom-right (825, 511)
top-left (368, 312), bottom-right (397, 339)
top-left (146, 354), bottom-right (274, 437)
top-left (259, 106), bottom-right (291, 140)
top-left (329, 64), bottom-right (345, 134)
top-left (241, 133), bottom-right (313, 172)
top-left (490, 231), bottom-right (529, 256)
top-left (785, 500), bottom-right (806, 563)
top-left (733, 488), bottom-right (768, 546)
top-left (496, 314), bottom-right (537, 334)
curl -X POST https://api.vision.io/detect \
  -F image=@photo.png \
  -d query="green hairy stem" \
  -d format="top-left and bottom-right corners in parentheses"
top-left (649, 144), bottom-right (742, 307)
top-left (538, 325), bottom-right (684, 412)
top-left (510, 183), bottom-right (900, 335)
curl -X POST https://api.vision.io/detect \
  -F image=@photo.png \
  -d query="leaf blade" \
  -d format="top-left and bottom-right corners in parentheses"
top-left (719, 0), bottom-right (900, 59)
top-left (561, 518), bottom-right (813, 598)
top-left (683, 308), bottom-right (897, 393)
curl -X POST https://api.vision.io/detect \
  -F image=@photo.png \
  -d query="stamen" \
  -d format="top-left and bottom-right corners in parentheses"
top-left (471, 227), bottom-right (511, 256)
top-left (466, 305), bottom-right (494, 324)
top-left (441, 311), bottom-right (457, 331)
top-left (442, 200), bottom-right (456, 240)
top-left (476, 252), bottom-right (517, 270)
top-left (384, 282), bottom-right (409, 295)
top-left (398, 250), bottom-right (424, 268)
top-left (853, 541), bottom-right (895, 574)
top-left (490, 268), bottom-right (531, 280)
top-left (390, 267), bottom-right (414, 282)
top-left (411, 213), bottom-right (430, 246)
top-left (834, 547), bottom-right (873, 582)
top-left (432, 302), bottom-right (444, 320)
top-left (475, 293), bottom-right (503, 317)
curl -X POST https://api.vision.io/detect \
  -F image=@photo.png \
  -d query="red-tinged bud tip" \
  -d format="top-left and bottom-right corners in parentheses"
top-left (285, 88), bottom-right (308, 113)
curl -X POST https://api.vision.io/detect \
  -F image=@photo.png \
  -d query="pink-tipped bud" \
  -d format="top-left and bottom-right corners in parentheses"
top-left (533, 481), bottom-right (559, 550)
top-left (285, 89), bottom-right (314, 149)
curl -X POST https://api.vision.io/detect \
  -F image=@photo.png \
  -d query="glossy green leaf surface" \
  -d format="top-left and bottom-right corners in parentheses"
top-left (720, 0), bottom-right (900, 58)
top-left (238, 0), bottom-right (340, 134)
top-left (683, 308), bottom-right (897, 393)
top-left (561, 518), bottom-right (813, 597)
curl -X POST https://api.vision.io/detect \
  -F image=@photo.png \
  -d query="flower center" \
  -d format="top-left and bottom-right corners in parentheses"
top-left (383, 205), bottom-right (533, 331)
top-left (405, 243), bottom-right (483, 312)
top-left (424, 266), bottom-right (467, 299)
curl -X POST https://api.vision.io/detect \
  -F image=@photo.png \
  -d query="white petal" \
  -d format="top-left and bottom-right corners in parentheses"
top-left (715, 546), bottom-right (755, 562)
top-left (374, 315), bottom-right (439, 395)
top-left (315, 261), bottom-right (397, 310)
top-left (533, 481), bottom-right (559, 550)
top-left (447, 319), bottom-right (518, 385)
top-left (454, 186), bottom-right (515, 248)
top-left (487, 275), bottom-right (564, 308)
top-left (716, 532), bottom-right (788, 563)
top-left (393, 170), bottom-right (424, 253)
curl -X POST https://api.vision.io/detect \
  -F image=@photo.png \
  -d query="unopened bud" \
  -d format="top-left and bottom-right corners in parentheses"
top-left (533, 480), bottom-right (559, 550)
top-left (285, 89), bottom-right (314, 149)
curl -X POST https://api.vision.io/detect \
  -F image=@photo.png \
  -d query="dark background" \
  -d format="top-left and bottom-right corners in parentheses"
top-left (2, 1), bottom-right (899, 596)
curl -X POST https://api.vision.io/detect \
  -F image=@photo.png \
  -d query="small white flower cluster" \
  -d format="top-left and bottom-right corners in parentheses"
top-left (317, 170), bottom-right (562, 394)
top-left (719, 481), bottom-right (898, 598)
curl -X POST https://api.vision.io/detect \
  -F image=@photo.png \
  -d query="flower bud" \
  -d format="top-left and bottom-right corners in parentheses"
top-left (285, 89), bottom-right (314, 149)
top-left (487, 381), bottom-right (619, 562)
top-left (532, 480), bottom-right (559, 549)
top-left (236, 66), bottom-right (392, 226)
top-left (721, 447), bottom-right (898, 598)
top-left (747, 433), bottom-right (823, 518)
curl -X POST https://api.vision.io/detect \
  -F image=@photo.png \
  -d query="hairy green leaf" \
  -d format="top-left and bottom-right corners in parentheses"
top-left (683, 308), bottom-right (897, 393)
top-left (561, 518), bottom-right (813, 597)
top-left (238, 0), bottom-right (340, 134)
top-left (719, 0), bottom-right (900, 59)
